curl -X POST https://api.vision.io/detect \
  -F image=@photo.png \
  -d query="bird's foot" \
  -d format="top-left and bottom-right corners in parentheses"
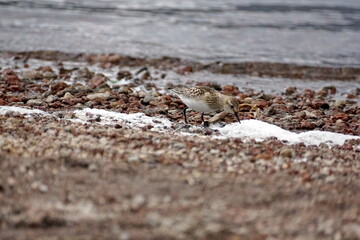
top-left (202, 121), bottom-right (210, 128)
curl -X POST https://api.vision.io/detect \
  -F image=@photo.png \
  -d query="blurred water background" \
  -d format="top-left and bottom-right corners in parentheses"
top-left (0, 0), bottom-right (359, 67)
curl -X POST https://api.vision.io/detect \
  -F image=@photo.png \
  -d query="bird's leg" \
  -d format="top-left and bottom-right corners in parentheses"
top-left (201, 113), bottom-right (210, 127)
top-left (183, 107), bottom-right (188, 124)
top-left (234, 112), bottom-right (241, 123)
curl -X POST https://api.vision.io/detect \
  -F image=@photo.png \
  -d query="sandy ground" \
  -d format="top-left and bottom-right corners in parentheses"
top-left (1, 52), bottom-right (360, 239)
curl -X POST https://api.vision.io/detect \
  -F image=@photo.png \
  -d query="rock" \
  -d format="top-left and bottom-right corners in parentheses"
top-left (36, 66), bottom-right (54, 72)
top-left (253, 99), bottom-right (269, 108)
top-left (61, 92), bottom-right (76, 100)
top-left (22, 70), bottom-right (43, 79)
top-left (43, 71), bottom-right (57, 79)
top-left (117, 70), bottom-right (132, 80)
top-left (130, 194), bottom-right (146, 211)
top-left (222, 85), bottom-right (239, 95)
top-left (73, 68), bottom-right (94, 81)
top-left (0, 99), bottom-right (7, 105)
top-left (285, 86), bottom-right (297, 95)
top-left (7, 177), bottom-right (16, 187)
top-left (332, 113), bottom-right (349, 121)
top-left (88, 73), bottom-right (109, 89)
top-left (39, 184), bottom-right (49, 193)
top-left (141, 95), bottom-right (154, 105)
top-left (301, 120), bottom-right (315, 130)
top-left (325, 175), bottom-right (336, 183)
top-left (333, 100), bottom-right (346, 109)
top-left (27, 99), bottom-right (43, 106)
top-left (45, 95), bottom-right (57, 103)
top-left (119, 87), bottom-right (132, 94)
top-left (51, 82), bottom-right (69, 93)
top-left (243, 97), bottom-right (252, 104)
top-left (87, 92), bottom-right (112, 100)
top-left (140, 70), bottom-right (151, 80)
top-left (321, 86), bottom-right (336, 95)
top-left (311, 100), bottom-right (330, 110)
top-left (176, 66), bottom-right (193, 75)
top-left (279, 147), bottom-right (294, 159)
top-left (3, 68), bottom-right (21, 85)
top-left (135, 67), bottom-right (148, 75)
top-left (303, 110), bottom-right (317, 119)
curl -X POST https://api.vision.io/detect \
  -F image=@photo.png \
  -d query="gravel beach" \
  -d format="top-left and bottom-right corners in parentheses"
top-left (0, 51), bottom-right (359, 239)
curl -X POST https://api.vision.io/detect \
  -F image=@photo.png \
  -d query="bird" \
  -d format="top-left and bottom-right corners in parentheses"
top-left (171, 86), bottom-right (241, 126)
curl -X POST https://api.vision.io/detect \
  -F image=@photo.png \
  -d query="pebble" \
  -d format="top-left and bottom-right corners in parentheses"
top-left (61, 92), bottom-right (76, 100)
top-left (130, 194), bottom-right (146, 211)
top-left (39, 184), bottom-right (49, 193)
top-left (27, 99), bottom-right (43, 106)
top-left (22, 70), bottom-right (43, 79)
top-left (45, 95), bottom-right (57, 103)
top-left (87, 92), bottom-right (112, 100)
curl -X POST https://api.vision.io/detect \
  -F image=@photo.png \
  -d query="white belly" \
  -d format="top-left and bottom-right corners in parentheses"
top-left (180, 97), bottom-right (214, 113)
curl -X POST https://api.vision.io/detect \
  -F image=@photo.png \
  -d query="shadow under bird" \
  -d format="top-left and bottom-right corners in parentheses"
top-left (171, 86), bottom-right (241, 126)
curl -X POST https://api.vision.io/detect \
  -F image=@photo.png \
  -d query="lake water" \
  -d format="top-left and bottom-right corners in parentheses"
top-left (0, 0), bottom-right (360, 67)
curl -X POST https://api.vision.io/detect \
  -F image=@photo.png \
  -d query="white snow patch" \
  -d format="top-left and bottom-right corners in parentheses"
top-left (73, 108), bottom-right (172, 131)
top-left (0, 106), bottom-right (49, 116)
top-left (1, 106), bottom-right (358, 146)
top-left (212, 119), bottom-right (360, 146)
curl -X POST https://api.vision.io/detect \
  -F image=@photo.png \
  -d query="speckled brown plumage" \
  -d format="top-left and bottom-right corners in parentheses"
top-left (171, 86), bottom-right (241, 125)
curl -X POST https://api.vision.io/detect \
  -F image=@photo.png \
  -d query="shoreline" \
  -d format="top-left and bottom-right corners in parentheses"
top-left (2, 50), bottom-right (360, 81)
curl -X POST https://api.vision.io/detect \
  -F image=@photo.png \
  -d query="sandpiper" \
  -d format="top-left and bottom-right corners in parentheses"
top-left (171, 86), bottom-right (241, 126)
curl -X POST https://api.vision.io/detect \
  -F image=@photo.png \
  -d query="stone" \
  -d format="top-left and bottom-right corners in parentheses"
top-left (87, 92), bottom-right (112, 100)
top-left (27, 99), bottom-right (43, 106)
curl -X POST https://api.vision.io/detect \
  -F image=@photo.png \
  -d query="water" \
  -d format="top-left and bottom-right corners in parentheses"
top-left (0, 0), bottom-right (360, 67)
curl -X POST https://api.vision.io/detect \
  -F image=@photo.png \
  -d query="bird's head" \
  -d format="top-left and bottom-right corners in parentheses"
top-left (224, 97), bottom-right (239, 113)
top-left (224, 96), bottom-right (241, 123)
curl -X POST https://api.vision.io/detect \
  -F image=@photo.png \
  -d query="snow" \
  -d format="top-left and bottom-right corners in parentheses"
top-left (0, 106), bottom-right (49, 116)
top-left (1, 106), bottom-right (358, 146)
top-left (212, 120), bottom-right (360, 146)
top-left (73, 108), bottom-right (172, 131)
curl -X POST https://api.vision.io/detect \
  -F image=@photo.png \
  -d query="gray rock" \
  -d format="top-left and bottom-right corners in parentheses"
top-left (22, 70), bottom-right (43, 79)
top-left (27, 99), bottom-right (43, 106)
top-left (87, 92), bottom-right (112, 100)
top-left (45, 95), bottom-right (57, 103)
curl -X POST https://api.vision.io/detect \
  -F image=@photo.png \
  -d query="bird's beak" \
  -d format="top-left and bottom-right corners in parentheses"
top-left (234, 112), bottom-right (241, 123)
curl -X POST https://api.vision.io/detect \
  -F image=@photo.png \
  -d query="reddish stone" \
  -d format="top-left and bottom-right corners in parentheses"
top-left (5, 75), bottom-right (20, 85)
top-left (273, 104), bottom-right (288, 112)
top-left (8, 85), bottom-right (23, 92)
top-left (238, 93), bottom-right (248, 100)
top-left (301, 120), bottom-right (315, 130)
top-left (331, 113), bottom-right (349, 121)
top-left (51, 82), bottom-right (68, 93)
top-left (222, 85), bottom-right (236, 92)
top-left (6, 95), bottom-right (21, 103)
top-left (3, 69), bottom-right (21, 85)
top-left (36, 66), bottom-right (54, 72)
top-left (311, 100), bottom-right (330, 109)
top-left (99, 62), bottom-right (113, 69)
top-left (0, 98), bottom-right (7, 105)
top-left (347, 94), bottom-right (357, 99)
top-left (163, 95), bottom-right (172, 101)
top-left (88, 74), bottom-right (108, 89)
top-left (107, 54), bottom-right (122, 63)
top-left (48, 102), bottom-right (64, 108)
top-left (2, 68), bottom-right (16, 76)
top-left (303, 89), bottom-right (315, 98)
top-left (253, 99), bottom-right (270, 108)
top-left (176, 66), bottom-right (193, 75)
